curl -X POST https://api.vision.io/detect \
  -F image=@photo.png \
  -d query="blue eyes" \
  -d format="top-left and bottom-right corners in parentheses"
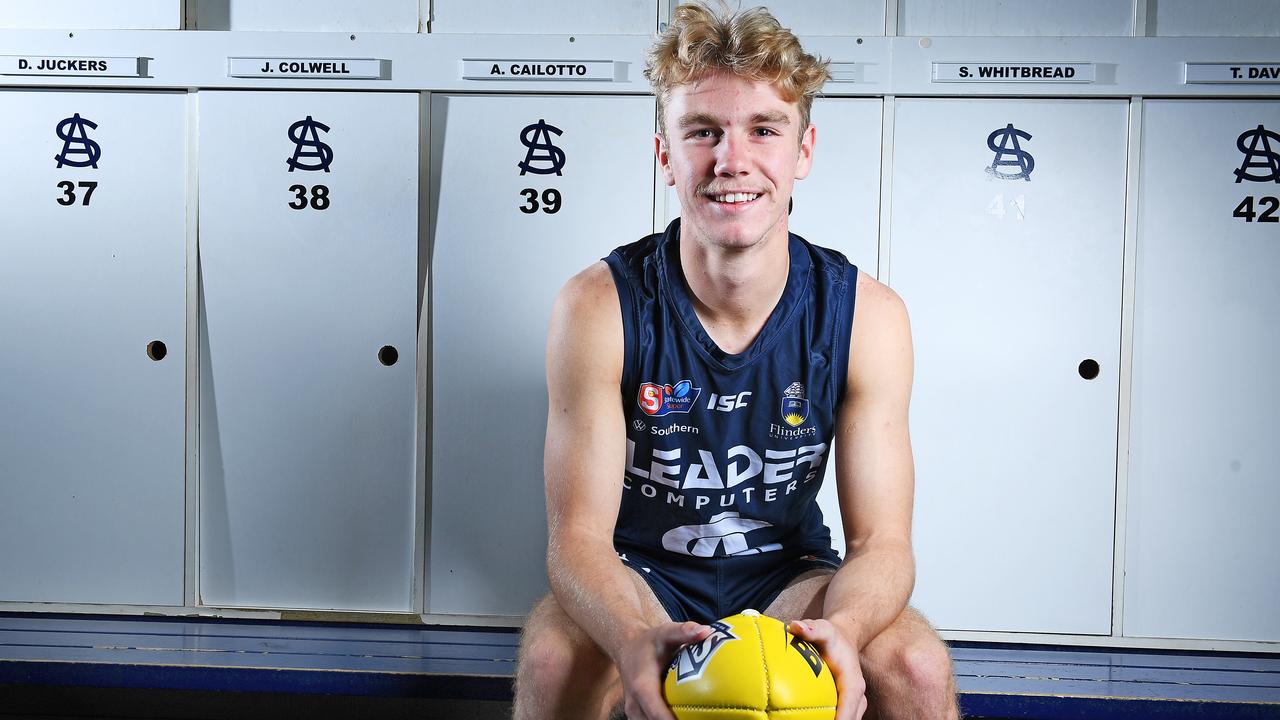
top-left (687, 128), bottom-right (777, 140)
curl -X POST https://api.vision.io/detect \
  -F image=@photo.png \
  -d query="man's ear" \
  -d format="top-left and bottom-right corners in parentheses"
top-left (655, 132), bottom-right (676, 186)
top-left (795, 123), bottom-right (816, 180)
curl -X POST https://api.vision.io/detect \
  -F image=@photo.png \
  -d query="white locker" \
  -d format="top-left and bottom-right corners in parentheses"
top-left (892, 99), bottom-right (1128, 634)
top-left (1126, 100), bottom-right (1280, 643)
top-left (428, 94), bottom-right (657, 617)
top-left (196, 0), bottom-right (418, 32)
top-left (0, 1), bottom-right (181, 29)
top-left (1153, 0), bottom-right (1280, 37)
top-left (431, 0), bottom-right (655, 34)
top-left (659, 97), bottom-right (883, 558)
top-left (898, 0), bottom-right (1132, 36)
top-left (0, 90), bottom-right (187, 605)
top-left (197, 91), bottom-right (419, 611)
top-left (688, 1), bottom-right (886, 37)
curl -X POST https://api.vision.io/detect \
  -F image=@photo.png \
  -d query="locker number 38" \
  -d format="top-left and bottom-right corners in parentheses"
top-left (288, 184), bottom-right (330, 211)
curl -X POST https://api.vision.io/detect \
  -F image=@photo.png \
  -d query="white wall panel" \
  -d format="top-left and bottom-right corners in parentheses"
top-left (0, 1), bottom-right (180, 29)
top-left (703, 1), bottom-right (885, 37)
top-left (1126, 100), bottom-right (1280, 643)
top-left (900, 0), bottom-right (1132, 36)
top-left (432, 0), bottom-right (654, 34)
top-left (893, 99), bottom-right (1127, 634)
top-left (196, 0), bottom-right (418, 32)
top-left (198, 91), bottom-right (419, 611)
top-left (1154, 0), bottom-right (1280, 36)
top-left (429, 94), bottom-right (657, 617)
top-left (0, 90), bottom-right (187, 605)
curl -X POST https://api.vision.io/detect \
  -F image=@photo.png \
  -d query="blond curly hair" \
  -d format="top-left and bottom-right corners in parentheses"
top-left (646, 3), bottom-right (831, 138)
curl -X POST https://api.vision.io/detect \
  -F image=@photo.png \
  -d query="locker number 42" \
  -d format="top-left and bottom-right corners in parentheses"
top-left (1233, 196), bottom-right (1279, 223)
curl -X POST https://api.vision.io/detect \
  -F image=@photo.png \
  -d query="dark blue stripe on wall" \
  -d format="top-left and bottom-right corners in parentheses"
top-left (0, 661), bottom-right (514, 701)
top-left (961, 693), bottom-right (1280, 720)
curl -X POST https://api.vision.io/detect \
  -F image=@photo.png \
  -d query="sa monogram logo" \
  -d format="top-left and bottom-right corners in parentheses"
top-left (54, 113), bottom-right (102, 169)
top-left (286, 116), bottom-right (334, 173)
top-left (671, 620), bottom-right (737, 683)
top-left (986, 123), bottom-right (1034, 181)
top-left (518, 119), bottom-right (566, 176)
top-left (780, 382), bottom-right (809, 428)
top-left (1234, 125), bottom-right (1280, 183)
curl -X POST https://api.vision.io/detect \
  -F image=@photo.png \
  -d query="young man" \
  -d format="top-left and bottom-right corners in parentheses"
top-left (514, 5), bottom-right (959, 719)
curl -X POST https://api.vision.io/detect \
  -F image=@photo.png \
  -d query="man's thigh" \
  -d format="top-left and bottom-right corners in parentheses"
top-left (761, 568), bottom-right (949, 670)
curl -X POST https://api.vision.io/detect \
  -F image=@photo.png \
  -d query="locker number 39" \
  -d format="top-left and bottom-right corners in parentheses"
top-left (519, 188), bottom-right (561, 214)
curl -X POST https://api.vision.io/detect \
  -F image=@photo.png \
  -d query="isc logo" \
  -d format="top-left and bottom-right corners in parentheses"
top-left (706, 391), bottom-right (751, 413)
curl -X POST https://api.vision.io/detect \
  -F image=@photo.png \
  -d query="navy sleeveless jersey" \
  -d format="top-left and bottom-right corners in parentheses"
top-left (605, 219), bottom-right (858, 565)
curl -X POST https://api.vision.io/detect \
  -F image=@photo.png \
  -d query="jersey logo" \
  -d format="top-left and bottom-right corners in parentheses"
top-left (661, 511), bottom-right (783, 557)
top-left (638, 380), bottom-right (701, 417)
top-left (670, 620), bottom-right (737, 683)
top-left (781, 382), bottom-right (809, 427)
top-left (707, 391), bottom-right (751, 413)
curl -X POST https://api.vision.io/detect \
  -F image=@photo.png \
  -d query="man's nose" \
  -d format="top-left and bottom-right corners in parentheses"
top-left (714, 132), bottom-right (749, 176)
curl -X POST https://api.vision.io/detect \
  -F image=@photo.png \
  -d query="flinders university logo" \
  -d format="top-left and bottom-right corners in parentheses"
top-left (671, 620), bottom-right (737, 683)
top-left (638, 379), bottom-right (701, 417)
top-left (781, 382), bottom-right (809, 427)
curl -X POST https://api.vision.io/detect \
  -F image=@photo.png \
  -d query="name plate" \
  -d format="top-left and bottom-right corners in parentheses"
top-left (228, 57), bottom-right (383, 79)
top-left (2, 55), bottom-right (142, 77)
top-left (461, 59), bottom-right (616, 81)
top-left (933, 62), bottom-right (1096, 83)
top-left (828, 62), bottom-right (858, 83)
top-left (1185, 62), bottom-right (1280, 83)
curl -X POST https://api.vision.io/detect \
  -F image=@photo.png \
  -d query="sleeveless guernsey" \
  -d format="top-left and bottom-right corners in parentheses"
top-left (603, 219), bottom-right (858, 621)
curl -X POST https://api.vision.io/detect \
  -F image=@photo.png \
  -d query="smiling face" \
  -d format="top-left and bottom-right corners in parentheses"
top-left (657, 72), bottom-right (815, 253)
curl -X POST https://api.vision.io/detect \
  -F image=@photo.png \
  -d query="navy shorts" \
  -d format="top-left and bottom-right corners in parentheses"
top-left (618, 547), bottom-right (841, 625)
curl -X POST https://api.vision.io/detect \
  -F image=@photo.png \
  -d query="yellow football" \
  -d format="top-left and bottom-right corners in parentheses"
top-left (663, 609), bottom-right (837, 720)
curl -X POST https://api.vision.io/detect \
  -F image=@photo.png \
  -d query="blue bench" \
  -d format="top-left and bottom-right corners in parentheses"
top-left (2, 613), bottom-right (1277, 719)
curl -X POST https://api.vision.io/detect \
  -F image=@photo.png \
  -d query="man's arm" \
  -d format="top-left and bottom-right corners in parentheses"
top-left (543, 262), bottom-right (709, 720)
top-left (823, 269), bottom-right (917, 648)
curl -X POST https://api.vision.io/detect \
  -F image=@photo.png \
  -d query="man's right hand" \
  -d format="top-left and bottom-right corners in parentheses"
top-left (616, 621), bottom-right (712, 720)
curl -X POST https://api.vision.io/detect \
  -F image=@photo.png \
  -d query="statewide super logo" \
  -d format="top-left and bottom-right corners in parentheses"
top-left (639, 380), bottom-right (701, 417)
top-left (781, 382), bottom-right (809, 427)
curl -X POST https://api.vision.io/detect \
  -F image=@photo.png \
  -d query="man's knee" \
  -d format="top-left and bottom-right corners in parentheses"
top-left (514, 595), bottom-right (616, 716)
top-left (863, 609), bottom-right (957, 710)
top-left (894, 634), bottom-right (953, 696)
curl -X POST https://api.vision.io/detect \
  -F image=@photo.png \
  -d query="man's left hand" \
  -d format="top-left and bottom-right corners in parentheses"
top-left (788, 618), bottom-right (867, 720)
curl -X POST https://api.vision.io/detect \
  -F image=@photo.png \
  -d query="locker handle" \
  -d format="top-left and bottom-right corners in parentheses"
top-left (1078, 359), bottom-right (1100, 380)
top-left (147, 341), bottom-right (167, 361)
top-left (379, 345), bottom-right (399, 367)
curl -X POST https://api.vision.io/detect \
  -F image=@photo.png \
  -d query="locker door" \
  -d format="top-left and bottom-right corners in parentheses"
top-left (892, 99), bottom-right (1127, 634)
top-left (1127, 100), bottom-right (1280, 643)
top-left (429, 94), bottom-right (657, 617)
top-left (0, 90), bottom-right (187, 605)
top-left (198, 92), bottom-right (419, 611)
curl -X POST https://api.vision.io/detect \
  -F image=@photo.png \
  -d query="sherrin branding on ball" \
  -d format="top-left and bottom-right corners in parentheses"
top-left (663, 609), bottom-right (837, 720)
